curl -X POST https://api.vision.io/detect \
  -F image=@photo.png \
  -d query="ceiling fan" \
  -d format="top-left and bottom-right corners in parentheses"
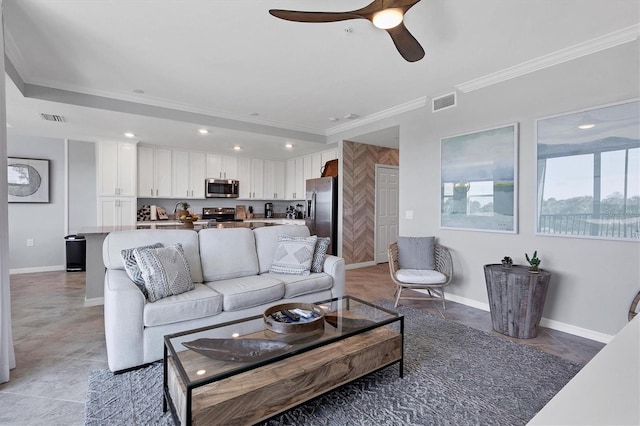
top-left (269, 0), bottom-right (425, 62)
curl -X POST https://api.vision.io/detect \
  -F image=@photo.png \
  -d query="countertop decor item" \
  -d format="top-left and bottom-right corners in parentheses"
top-left (264, 303), bottom-right (325, 334)
top-left (501, 256), bottom-right (513, 269)
top-left (525, 250), bottom-right (541, 273)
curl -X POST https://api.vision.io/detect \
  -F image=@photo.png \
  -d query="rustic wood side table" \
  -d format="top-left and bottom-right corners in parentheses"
top-left (483, 264), bottom-right (551, 339)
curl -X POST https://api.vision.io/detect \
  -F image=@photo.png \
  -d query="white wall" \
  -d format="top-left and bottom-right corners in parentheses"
top-left (7, 134), bottom-right (66, 272)
top-left (397, 41), bottom-right (639, 338)
top-left (68, 140), bottom-right (97, 235)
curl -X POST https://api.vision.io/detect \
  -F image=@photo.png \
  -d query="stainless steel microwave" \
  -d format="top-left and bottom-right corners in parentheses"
top-left (205, 179), bottom-right (239, 198)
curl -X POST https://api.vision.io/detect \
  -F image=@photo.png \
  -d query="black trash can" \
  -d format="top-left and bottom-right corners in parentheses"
top-left (64, 234), bottom-right (86, 272)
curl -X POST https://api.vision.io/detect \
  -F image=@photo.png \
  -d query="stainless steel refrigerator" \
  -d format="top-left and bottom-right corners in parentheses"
top-left (305, 176), bottom-right (338, 256)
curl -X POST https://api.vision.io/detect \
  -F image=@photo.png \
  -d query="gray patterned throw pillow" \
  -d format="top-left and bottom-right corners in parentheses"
top-left (121, 242), bottom-right (163, 295)
top-left (270, 235), bottom-right (318, 275)
top-left (311, 237), bottom-right (330, 273)
top-left (133, 243), bottom-right (194, 302)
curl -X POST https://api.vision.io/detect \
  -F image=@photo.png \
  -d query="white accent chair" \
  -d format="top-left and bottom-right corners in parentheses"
top-left (388, 240), bottom-right (453, 309)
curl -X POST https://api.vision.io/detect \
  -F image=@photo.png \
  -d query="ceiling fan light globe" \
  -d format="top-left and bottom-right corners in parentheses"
top-left (372, 8), bottom-right (404, 29)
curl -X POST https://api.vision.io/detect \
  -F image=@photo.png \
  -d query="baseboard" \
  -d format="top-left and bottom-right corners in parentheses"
top-left (345, 261), bottom-right (376, 270)
top-left (84, 297), bottom-right (104, 307)
top-left (417, 290), bottom-right (614, 344)
top-left (9, 265), bottom-right (66, 275)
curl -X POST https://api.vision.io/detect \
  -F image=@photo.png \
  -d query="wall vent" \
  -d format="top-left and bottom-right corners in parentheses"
top-left (432, 92), bottom-right (456, 112)
top-left (40, 113), bottom-right (65, 123)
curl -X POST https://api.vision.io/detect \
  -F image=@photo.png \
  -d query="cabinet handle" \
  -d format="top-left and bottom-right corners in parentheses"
top-left (224, 172), bottom-right (226, 179)
top-left (150, 189), bottom-right (153, 196)
top-left (219, 172), bottom-right (222, 179)
top-left (186, 190), bottom-right (189, 197)
top-left (155, 189), bottom-right (158, 196)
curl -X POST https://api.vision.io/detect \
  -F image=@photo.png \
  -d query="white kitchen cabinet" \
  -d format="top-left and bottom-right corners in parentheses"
top-left (137, 146), bottom-right (172, 198)
top-left (303, 155), bottom-right (313, 183)
top-left (264, 160), bottom-right (285, 199)
top-left (321, 148), bottom-right (338, 165)
top-left (173, 150), bottom-right (206, 199)
top-left (250, 158), bottom-right (265, 199)
top-left (311, 153), bottom-right (323, 179)
top-left (285, 156), bottom-right (308, 200)
top-left (237, 157), bottom-right (252, 199)
top-left (206, 154), bottom-right (239, 180)
top-left (97, 197), bottom-right (136, 227)
top-left (97, 141), bottom-right (137, 197)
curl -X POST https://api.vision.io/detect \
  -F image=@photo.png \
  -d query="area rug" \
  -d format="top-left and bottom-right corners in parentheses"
top-left (85, 303), bottom-right (582, 425)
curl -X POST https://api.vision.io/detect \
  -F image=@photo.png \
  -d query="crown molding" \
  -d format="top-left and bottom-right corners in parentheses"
top-left (325, 96), bottom-right (427, 136)
top-left (456, 24), bottom-right (640, 94)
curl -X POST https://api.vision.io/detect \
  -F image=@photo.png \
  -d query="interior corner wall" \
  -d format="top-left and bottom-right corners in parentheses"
top-left (342, 140), bottom-right (399, 265)
top-left (68, 140), bottom-right (97, 234)
top-left (7, 134), bottom-right (66, 271)
top-left (398, 40), bottom-right (640, 338)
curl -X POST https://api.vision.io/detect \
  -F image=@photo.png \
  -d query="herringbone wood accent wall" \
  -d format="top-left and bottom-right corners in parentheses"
top-left (342, 141), bottom-right (399, 265)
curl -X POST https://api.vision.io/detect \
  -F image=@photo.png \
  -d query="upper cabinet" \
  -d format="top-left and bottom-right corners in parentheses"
top-left (206, 154), bottom-right (239, 180)
top-left (264, 160), bottom-right (285, 200)
top-left (173, 150), bottom-right (206, 199)
top-left (97, 141), bottom-right (137, 197)
top-left (137, 146), bottom-right (172, 198)
top-left (285, 148), bottom-right (338, 200)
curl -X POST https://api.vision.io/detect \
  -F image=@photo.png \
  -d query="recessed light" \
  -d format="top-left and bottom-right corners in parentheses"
top-left (132, 89), bottom-right (145, 94)
top-left (198, 128), bottom-right (209, 135)
top-left (344, 113), bottom-right (360, 120)
top-left (578, 124), bottom-right (595, 130)
top-left (329, 117), bottom-right (340, 122)
top-left (249, 112), bottom-right (259, 117)
top-left (233, 145), bottom-right (242, 151)
top-left (124, 132), bottom-right (135, 138)
top-left (285, 143), bottom-right (294, 149)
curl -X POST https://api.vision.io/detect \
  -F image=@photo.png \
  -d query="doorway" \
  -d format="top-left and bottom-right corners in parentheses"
top-left (375, 165), bottom-right (399, 264)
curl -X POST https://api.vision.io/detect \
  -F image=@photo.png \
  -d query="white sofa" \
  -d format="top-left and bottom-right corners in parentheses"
top-left (102, 225), bottom-right (345, 372)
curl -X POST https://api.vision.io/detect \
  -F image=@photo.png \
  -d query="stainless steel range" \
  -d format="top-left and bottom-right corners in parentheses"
top-left (202, 207), bottom-right (243, 222)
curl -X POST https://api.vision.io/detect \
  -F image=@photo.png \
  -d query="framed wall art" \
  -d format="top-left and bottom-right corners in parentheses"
top-left (440, 123), bottom-right (518, 233)
top-left (7, 157), bottom-right (50, 203)
top-left (536, 99), bottom-right (639, 241)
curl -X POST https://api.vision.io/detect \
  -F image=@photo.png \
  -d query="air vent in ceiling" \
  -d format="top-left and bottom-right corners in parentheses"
top-left (432, 92), bottom-right (456, 112)
top-left (40, 113), bottom-right (65, 123)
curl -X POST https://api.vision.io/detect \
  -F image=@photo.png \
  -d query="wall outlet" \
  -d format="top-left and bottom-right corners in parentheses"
top-left (26, 239), bottom-right (34, 247)
top-left (405, 210), bottom-right (414, 220)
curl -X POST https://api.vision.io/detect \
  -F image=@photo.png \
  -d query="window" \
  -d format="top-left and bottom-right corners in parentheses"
top-left (536, 100), bottom-right (640, 240)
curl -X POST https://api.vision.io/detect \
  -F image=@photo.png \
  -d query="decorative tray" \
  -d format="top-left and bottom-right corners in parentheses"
top-left (263, 303), bottom-right (325, 334)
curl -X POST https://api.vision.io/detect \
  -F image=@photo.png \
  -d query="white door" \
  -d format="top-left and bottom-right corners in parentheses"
top-left (375, 165), bottom-right (399, 264)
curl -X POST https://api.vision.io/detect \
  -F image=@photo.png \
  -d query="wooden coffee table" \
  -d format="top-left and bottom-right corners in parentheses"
top-left (163, 296), bottom-right (404, 425)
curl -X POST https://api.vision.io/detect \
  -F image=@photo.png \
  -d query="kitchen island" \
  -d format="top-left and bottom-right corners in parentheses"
top-left (78, 219), bottom-right (305, 306)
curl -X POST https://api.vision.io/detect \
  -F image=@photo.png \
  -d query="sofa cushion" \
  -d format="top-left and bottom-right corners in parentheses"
top-left (134, 243), bottom-right (195, 302)
top-left (206, 275), bottom-right (285, 311)
top-left (254, 225), bottom-right (311, 274)
top-left (270, 235), bottom-right (317, 275)
top-left (262, 272), bottom-right (334, 298)
top-left (396, 269), bottom-right (447, 284)
top-left (199, 228), bottom-right (259, 281)
top-left (121, 242), bottom-right (163, 296)
top-left (397, 236), bottom-right (435, 270)
top-left (103, 229), bottom-right (203, 283)
top-left (143, 284), bottom-right (223, 327)
top-left (311, 237), bottom-right (330, 273)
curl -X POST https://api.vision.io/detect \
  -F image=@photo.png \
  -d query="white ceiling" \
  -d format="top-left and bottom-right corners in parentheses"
top-left (3, 0), bottom-right (639, 159)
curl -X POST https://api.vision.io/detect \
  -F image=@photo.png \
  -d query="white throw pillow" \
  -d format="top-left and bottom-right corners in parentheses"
top-left (270, 235), bottom-right (318, 275)
top-left (133, 243), bottom-right (194, 302)
top-left (121, 242), bottom-right (163, 296)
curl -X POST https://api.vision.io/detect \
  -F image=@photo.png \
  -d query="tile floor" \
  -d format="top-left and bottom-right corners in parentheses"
top-left (0, 264), bottom-right (605, 425)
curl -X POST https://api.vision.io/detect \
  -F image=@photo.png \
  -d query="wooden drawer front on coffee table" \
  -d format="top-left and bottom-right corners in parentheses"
top-left (167, 326), bottom-right (402, 425)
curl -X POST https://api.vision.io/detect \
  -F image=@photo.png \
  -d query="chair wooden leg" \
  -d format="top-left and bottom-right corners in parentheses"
top-left (394, 285), bottom-right (403, 307)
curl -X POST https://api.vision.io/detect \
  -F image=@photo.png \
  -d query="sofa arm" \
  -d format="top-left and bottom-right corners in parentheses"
top-left (323, 255), bottom-right (346, 298)
top-left (104, 269), bottom-right (146, 372)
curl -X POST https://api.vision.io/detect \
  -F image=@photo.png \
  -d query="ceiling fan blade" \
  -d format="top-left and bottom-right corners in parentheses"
top-left (385, 22), bottom-right (425, 62)
top-left (269, 10), bottom-right (361, 23)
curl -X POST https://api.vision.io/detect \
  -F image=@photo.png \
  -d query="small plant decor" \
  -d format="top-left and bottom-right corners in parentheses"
top-left (501, 256), bottom-right (513, 269)
top-left (525, 251), bottom-right (541, 273)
